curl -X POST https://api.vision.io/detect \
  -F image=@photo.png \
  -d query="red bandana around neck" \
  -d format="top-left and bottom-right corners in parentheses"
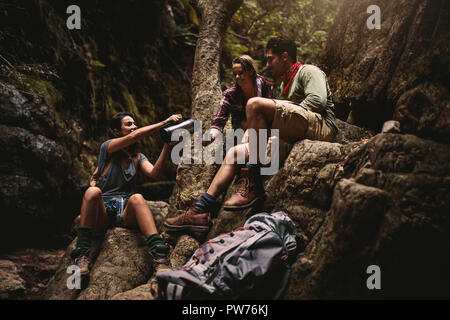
top-left (281, 61), bottom-right (302, 96)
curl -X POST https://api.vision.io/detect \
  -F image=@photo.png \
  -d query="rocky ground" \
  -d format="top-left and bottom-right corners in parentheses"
top-left (2, 121), bottom-right (448, 300)
top-left (35, 119), bottom-right (449, 300)
top-left (0, 249), bottom-right (64, 300)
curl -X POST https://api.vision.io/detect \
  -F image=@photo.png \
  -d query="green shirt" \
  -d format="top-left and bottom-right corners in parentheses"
top-left (280, 64), bottom-right (338, 133)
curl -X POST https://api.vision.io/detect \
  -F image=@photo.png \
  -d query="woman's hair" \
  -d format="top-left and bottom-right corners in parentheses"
top-left (108, 112), bottom-right (134, 138)
top-left (232, 55), bottom-right (258, 82)
top-left (108, 111), bottom-right (138, 156)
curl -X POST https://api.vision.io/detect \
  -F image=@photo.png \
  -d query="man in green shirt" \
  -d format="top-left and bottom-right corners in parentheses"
top-left (164, 37), bottom-right (338, 232)
top-left (246, 37), bottom-right (338, 145)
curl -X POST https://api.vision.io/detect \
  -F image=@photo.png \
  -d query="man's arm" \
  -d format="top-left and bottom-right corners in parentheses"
top-left (299, 66), bottom-right (328, 114)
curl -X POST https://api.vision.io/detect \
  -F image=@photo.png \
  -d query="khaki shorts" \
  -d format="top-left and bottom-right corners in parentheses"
top-left (271, 100), bottom-right (336, 143)
top-left (244, 100), bottom-right (335, 171)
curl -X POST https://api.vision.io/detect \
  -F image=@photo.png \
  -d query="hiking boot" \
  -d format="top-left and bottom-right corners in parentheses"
top-left (164, 204), bottom-right (210, 232)
top-left (223, 167), bottom-right (263, 210)
top-left (152, 243), bottom-right (172, 273)
top-left (74, 255), bottom-right (90, 276)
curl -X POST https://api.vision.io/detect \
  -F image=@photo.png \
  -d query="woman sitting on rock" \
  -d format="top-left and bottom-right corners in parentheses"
top-left (71, 112), bottom-right (182, 276)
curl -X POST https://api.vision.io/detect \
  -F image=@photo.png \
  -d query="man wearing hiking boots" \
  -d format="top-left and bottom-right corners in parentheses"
top-left (164, 37), bottom-right (338, 233)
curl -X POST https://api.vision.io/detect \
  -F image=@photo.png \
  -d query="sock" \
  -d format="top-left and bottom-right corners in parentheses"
top-left (92, 230), bottom-right (105, 242)
top-left (194, 193), bottom-right (216, 212)
top-left (146, 233), bottom-right (165, 256)
top-left (75, 226), bottom-right (93, 257)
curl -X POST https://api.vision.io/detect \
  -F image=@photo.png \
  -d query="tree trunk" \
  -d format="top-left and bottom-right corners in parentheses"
top-left (168, 0), bottom-right (243, 211)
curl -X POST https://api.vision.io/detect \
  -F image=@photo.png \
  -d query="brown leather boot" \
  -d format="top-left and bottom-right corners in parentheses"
top-left (163, 204), bottom-right (210, 232)
top-left (223, 167), bottom-right (263, 210)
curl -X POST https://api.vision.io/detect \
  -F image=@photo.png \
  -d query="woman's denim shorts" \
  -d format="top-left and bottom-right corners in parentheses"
top-left (103, 195), bottom-right (130, 227)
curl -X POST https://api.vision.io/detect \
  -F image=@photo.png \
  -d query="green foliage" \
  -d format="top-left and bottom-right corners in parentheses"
top-left (222, 0), bottom-right (340, 87)
top-left (165, 0), bottom-right (199, 47)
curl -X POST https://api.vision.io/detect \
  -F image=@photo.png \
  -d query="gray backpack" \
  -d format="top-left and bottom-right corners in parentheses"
top-left (157, 211), bottom-right (297, 299)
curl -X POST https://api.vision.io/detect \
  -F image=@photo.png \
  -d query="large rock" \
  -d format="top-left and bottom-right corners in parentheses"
top-left (109, 282), bottom-right (156, 300)
top-left (321, 0), bottom-right (450, 143)
top-left (286, 179), bottom-right (393, 299)
top-left (286, 133), bottom-right (450, 299)
top-left (167, 235), bottom-right (200, 269)
top-left (146, 201), bottom-right (169, 233)
top-left (44, 228), bottom-right (152, 300)
top-left (76, 228), bottom-right (153, 300)
top-left (41, 237), bottom-right (81, 300)
top-left (263, 139), bottom-right (350, 251)
top-left (138, 181), bottom-right (176, 202)
top-left (0, 249), bottom-right (63, 300)
top-left (346, 133), bottom-right (450, 298)
top-left (109, 234), bottom-right (200, 300)
top-left (335, 118), bottom-right (374, 144)
top-left (0, 260), bottom-right (26, 299)
top-left (0, 82), bottom-right (90, 251)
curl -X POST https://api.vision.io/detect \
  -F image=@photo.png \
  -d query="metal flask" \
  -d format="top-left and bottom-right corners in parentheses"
top-left (160, 118), bottom-right (197, 143)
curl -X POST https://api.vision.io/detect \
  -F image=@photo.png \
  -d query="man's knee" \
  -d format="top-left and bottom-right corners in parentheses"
top-left (84, 187), bottom-right (102, 201)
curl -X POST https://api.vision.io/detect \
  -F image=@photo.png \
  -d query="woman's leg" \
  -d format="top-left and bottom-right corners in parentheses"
top-left (79, 186), bottom-right (109, 232)
top-left (121, 193), bottom-right (158, 237)
top-left (73, 187), bottom-right (108, 274)
top-left (121, 194), bottom-right (171, 271)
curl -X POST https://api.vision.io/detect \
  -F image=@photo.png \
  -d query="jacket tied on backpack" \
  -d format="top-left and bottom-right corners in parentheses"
top-left (157, 211), bottom-right (297, 299)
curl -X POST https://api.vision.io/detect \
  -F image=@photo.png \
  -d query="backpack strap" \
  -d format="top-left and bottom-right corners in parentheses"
top-left (90, 155), bottom-right (117, 187)
top-left (166, 283), bottom-right (184, 300)
top-left (133, 153), bottom-right (141, 172)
